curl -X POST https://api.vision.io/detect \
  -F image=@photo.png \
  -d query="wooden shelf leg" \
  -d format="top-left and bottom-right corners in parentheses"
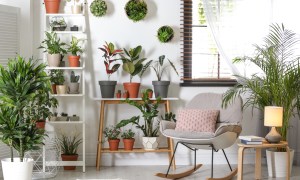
top-left (255, 148), bottom-right (262, 179)
top-left (96, 100), bottom-right (105, 171)
top-left (165, 100), bottom-right (175, 170)
top-left (237, 147), bottom-right (245, 180)
top-left (286, 146), bottom-right (290, 180)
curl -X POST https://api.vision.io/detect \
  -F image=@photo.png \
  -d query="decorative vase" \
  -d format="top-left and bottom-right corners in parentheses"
top-left (61, 154), bottom-right (78, 170)
top-left (123, 82), bottom-right (140, 98)
top-left (44, 0), bottom-right (61, 14)
top-left (51, 84), bottom-right (57, 94)
top-left (152, 81), bottom-right (170, 98)
top-left (108, 139), bottom-right (120, 151)
top-left (56, 85), bottom-right (67, 94)
top-left (1, 158), bottom-right (33, 180)
top-left (123, 138), bottom-right (135, 151)
top-left (99, 81), bottom-right (117, 98)
top-left (69, 82), bottom-right (79, 94)
top-left (142, 137), bottom-right (159, 150)
top-left (266, 149), bottom-right (294, 177)
top-left (68, 55), bottom-right (80, 67)
top-left (72, 4), bottom-right (81, 14)
top-left (47, 54), bottom-right (61, 67)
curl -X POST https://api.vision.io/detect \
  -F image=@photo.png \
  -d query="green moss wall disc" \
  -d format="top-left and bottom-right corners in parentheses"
top-left (90, 0), bottom-right (107, 17)
top-left (157, 26), bottom-right (174, 43)
top-left (125, 0), bottom-right (148, 22)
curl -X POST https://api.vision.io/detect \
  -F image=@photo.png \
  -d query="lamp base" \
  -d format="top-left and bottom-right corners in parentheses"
top-left (265, 127), bottom-right (282, 143)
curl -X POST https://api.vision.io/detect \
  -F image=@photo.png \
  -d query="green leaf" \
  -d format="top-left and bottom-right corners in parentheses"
top-left (123, 62), bottom-right (135, 74)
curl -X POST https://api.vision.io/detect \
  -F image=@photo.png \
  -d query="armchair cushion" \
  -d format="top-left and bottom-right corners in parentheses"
top-left (214, 123), bottom-right (242, 137)
top-left (175, 109), bottom-right (219, 133)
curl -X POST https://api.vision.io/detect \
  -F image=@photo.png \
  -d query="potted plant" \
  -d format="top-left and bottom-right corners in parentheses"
top-left (161, 112), bottom-right (177, 123)
top-left (0, 56), bottom-right (49, 180)
top-left (67, 36), bottom-right (84, 67)
top-left (39, 31), bottom-right (67, 67)
top-left (69, 114), bottom-right (79, 121)
top-left (59, 112), bottom-right (69, 121)
top-left (125, 0), bottom-right (147, 22)
top-left (121, 129), bottom-right (135, 151)
top-left (50, 69), bottom-right (65, 94)
top-left (90, 0), bottom-right (107, 17)
top-left (98, 42), bottom-right (123, 98)
top-left (141, 55), bottom-right (178, 98)
top-left (116, 89), bottom-right (161, 150)
top-left (141, 89), bottom-right (153, 98)
top-left (50, 16), bottom-right (67, 31)
top-left (55, 71), bottom-right (67, 94)
top-left (120, 45), bottom-right (149, 98)
top-left (157, 26), bottom-right (174, 43)
top-left (66, 0), bottom-right (81, 14)
top-left (222, 24), bottom-right (300, 178)
top-left (58, 132), bottom-right (82, 170)
top-left (69, 71), bottom-right (80, 94)
top-left (50, 112), bottom-right (58, 121)
top-left (44, 0), bottom-right (61, 13)
top-left (116, 90), bottom-right (122, 98)
top-left (104, 125), bottom-right (121, 151)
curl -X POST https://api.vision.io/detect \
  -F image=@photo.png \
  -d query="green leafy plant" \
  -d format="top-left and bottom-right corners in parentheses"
top-left (90, 0), bottom-right (107, 17)
top-left (161, 112), bottom-right (176, 123)
top-left (120, 45), bottom-right (148, 82)
top-left (222, 24), bottom-right (300, 142)
top-left (116, 89), bottom-right (161, 137)
top-left (157, 26), bottom-right (174, 43)
top-left (99, 42), bottom-right (123, 80)
top-left (67, 36), bottom-right (84, 56)
top-left (61, 112), bottom-right (68, 117)
top-left (39, 31), bottom-right (67, 55)
top-left (50, 16), bottom-right (67, 31)
top-left (70, 71), bottom-right (80, 83)
top-left (141, 55), bottom-right (179, 81)
top-left (104, 125), bottom-right (121, 140)
top-left (58, 133), bottom-right (82, 155)
top-left (0, 56), bottom-right (50, 162)
top-left (125, 0), bottom-right (147, 22)
top-left (121, 129), bottom-right (135, 139)
top-left (50, 70), bottom-right (65, 85)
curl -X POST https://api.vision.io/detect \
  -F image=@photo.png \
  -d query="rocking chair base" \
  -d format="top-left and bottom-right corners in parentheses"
top-left (155, 164), bottom-right (202, 179)
top-left (206, 168), bottom-right (237, 180)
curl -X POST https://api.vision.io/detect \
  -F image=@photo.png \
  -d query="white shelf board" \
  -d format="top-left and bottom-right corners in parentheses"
top-left (46, 13), bottom-right (84, 17)
top-left (45, 67), bottom-right (84, 70)
top-left (47, 121), bottom-right (84, 124)
top-left (47, 31), bottom-right (85, 34)
top-left (46, 161), bottom-right (84, 166)
top-left (93, 97), bottom-right (179, 101)
top-left (51, 94), bottom-right (84, 97)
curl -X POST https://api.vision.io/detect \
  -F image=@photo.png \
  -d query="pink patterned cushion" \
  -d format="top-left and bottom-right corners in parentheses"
top-left (175, 109), bottom-right (219, 133)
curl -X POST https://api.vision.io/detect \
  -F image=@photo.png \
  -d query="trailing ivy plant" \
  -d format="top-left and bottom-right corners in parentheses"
top-left (125, 0), bottom-right (147, 22)
top-left (90, 0), bottom-right (107, 17)
top-left (157, 26), bottom-right (174, 43)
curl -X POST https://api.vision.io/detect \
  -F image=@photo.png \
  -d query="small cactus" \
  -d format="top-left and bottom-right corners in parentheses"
top-left (70, 71), bottom-right (80, 83)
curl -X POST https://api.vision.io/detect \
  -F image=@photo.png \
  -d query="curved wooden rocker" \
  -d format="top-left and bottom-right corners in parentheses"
top-left (155, 164), bottom-right (202, 179)
top-left (206, 168), bottom-right (237, 180)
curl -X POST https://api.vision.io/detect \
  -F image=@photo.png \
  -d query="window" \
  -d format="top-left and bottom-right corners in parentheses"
top-left (180, 0), bottom-right (236, 86)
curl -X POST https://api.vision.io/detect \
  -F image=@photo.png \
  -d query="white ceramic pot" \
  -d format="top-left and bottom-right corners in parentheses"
top-left (72, 5), bottom-right (81, 14)
top-left (1, 158), bottom-right (33, 180)
top-left (47, 54), bottom-right (61, 67)
top-left (266, 149), bottom-right (294, 177)
top-left (56, 85), bottom-right (67, 94)
top-left (142, 137), bottom-right (159, 150)
top-left (69, 82), bottom-right (79, 94)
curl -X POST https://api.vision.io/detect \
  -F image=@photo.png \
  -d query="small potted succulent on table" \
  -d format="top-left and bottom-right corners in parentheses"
top-left (121, 129), bottom-right (135, 151)
top-left (104, 125), bottom-right (121, 151)
top-left (116, 90), bottom-right (122, 98)
top-left (98, 42), bottom-right (123, 98)
top-left (67, 36), bottom-right (84, 67)
top-left (69, 71), bottom-right (80, 94)
top-left (50, 70), bottom-right (65, 94)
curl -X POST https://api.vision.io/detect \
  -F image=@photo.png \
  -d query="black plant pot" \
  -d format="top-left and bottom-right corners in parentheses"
top-left (152, 81), bottom-right (170, 98)
top-left (99, 81), bottom-right (117, 98)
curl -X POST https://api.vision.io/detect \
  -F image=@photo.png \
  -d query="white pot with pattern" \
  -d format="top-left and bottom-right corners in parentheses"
top-left (142, 137), bottom-right (159, 150)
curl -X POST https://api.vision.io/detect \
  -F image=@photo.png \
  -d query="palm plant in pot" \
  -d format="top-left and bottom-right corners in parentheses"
top-left (69, 71), bottom-right (80, 94)
top-left (120, 45), bottom-right (148, 98)
top-left (141, 55), bottom-right (178, 98)
top-left (116, 89), bottom-right (161, 150)
top-left (104, 125), bottom-right (121, 151)
top-left (98, 42), bottom-right (123, 98)
top-left (121, 129), bottom-right (135, 151)
top-left (0, 56), bottom-right (49, 180)
top-left (67, 36), bottom-right (84, 67)
top-left (39, 31), bottom-right (67, 67)
top-left (50, 69), bottom-right (65, 94)
top-left (222, 24), bottom-right (300, 178)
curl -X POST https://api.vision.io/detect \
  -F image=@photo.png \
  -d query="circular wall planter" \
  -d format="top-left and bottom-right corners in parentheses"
top-left (125, 0), bottom-right (147, 22)
top-left (90, 0), bottom-right (107, 17)
top-left (157, 26), bottom-right (174, 43)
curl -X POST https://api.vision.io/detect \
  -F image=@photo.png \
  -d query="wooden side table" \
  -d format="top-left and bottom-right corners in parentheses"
top-left (94, 98), bottom-right (179, 171)
top-left (237, 141), bottom-right (290, 180)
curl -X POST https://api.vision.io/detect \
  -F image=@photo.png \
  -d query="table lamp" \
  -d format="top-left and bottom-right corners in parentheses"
top-left (264, 106), bottom-right (283, 143)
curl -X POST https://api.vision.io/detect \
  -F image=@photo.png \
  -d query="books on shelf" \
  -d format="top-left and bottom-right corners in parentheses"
top-left (239, 135), bottom-right (264, 142)
top-left (240, 139), bottom-right (263, 145)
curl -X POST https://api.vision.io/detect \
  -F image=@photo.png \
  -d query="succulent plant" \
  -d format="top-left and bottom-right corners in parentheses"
top-left (70, 71), bottom-right (80, 83)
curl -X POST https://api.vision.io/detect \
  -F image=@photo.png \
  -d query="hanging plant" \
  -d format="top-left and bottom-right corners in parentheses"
top-left (125, 0), bottom-right (148, 22)
top-left (90, 0), bottom-right (107, 17)
top-left (157, 26), bottom-right (174, 43)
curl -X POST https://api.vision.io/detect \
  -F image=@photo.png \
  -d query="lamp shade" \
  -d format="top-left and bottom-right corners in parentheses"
top-left (264, 106), bottom-right (283, 127)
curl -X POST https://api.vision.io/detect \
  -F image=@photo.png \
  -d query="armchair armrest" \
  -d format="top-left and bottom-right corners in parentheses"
top-left (214, 123), bottom-right (242, 137)
top-left (160, 120), bottom-right (176, 132)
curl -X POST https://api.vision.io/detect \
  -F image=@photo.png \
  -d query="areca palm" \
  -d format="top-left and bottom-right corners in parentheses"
top-left (222, 24), bottom-right (300, 141)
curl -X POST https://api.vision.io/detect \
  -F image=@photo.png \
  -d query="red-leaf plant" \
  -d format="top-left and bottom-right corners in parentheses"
top-left (99, 42), bottom-right (123, 80)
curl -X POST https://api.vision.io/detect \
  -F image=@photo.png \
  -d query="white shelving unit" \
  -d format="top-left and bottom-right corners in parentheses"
top-left (42, 1), bottom-right (87, 173)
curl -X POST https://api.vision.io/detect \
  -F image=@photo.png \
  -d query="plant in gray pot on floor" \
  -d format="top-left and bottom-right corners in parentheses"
top-left (141, 55), bottom-right (178, 98)
top-left (69, 71), bottom-right (80, 94)
top-left (98, 42), bottom-right (123, 98)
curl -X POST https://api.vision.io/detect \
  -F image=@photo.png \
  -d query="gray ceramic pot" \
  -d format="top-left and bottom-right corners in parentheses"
top-left (47, 53), bottom-right (61, 67)
top-left (99, 81), bottom-right (117, 98)
top-left (152, 81), bottom-right (170, 98)
top-left (69, 82), bottom-right (79, 94)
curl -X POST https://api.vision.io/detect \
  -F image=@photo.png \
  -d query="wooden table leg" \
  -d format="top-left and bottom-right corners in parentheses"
top-left (286, 146), bottom-right (290, 180)
top-left (165, 100), bottom-right (176, 170)
top-left (237, 147), bottom-right (245, 180)
top-left (96, 100), bottom-right (105, 171)
top-left (255, 148), bottom-right (262, 179)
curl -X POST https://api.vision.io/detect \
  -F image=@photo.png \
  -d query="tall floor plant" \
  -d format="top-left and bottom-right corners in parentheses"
top-left (222, 24), bottom-right (300, 142)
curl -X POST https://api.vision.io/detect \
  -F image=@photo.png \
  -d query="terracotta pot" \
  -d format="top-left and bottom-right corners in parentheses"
top-left (44, 0), bottom-right (61, 14)
top-left (108, 139), bottom-right (120, 151)
top-left (123, 138), bottom-right (135, 151)
top-left (61, 154), bottom-right (78, 170)
top-left (123, 82), bottom-right (140, 98)
top-left (56, 85), bottom-right (67, 94)
top-left (51, 84), bottom-right (57, 94)
top-left (116, 93), bottom-right (121, 98)
top-left (142, 91), bottom-right (153, 98)
top-left (122, 91), bottom-right (129, 98)
top-left (68, 55), bottom-right (80, 67)
top-left (36, 121), bottom-right (46, 129)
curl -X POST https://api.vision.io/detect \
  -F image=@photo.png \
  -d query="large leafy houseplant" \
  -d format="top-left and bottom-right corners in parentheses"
top-left (222, 24), bottom-right (300, 142)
